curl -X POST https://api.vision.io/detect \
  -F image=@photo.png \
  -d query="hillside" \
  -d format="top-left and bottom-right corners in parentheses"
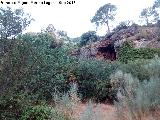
top-left (1, 2), bottom-right (160, 120)
top-left (70, 24), bottom-right (160, 61)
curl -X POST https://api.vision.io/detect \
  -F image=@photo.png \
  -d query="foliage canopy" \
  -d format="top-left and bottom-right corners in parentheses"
top-left (91, 3), bottom-right (117, 33)
top-left (0, 7), bottom-right (33, 39)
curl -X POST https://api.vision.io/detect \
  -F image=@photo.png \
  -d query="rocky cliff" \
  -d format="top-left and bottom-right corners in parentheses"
top-left (70, 24), bottom-right (160, 61)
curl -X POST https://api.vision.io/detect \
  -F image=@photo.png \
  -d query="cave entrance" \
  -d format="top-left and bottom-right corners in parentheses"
top-left (98, 44), bottom-right (117, 61)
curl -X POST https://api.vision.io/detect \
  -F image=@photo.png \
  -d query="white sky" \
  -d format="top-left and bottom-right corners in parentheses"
top-left (1, 0), bottom-right (155, 37)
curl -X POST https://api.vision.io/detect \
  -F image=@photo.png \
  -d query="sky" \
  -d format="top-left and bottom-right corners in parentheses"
top-left (0, 0), bottom-right (155, 37)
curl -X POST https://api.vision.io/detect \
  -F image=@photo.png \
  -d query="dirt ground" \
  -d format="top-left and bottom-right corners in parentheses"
top-left (72, 103), bottom-right (160, 120)
top-left (73, 103), bottom-right (117, 120)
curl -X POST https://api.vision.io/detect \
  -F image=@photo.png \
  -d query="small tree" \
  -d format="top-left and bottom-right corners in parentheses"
top-left (80, 31), bottom-right (98, 46)
top-left (0, 7), bottom-right (33, 39)
top-left (152, 0), bottom-right (160, 21)
top-left (140, 7), bottom-right (158, 25)
top-left (91, 3), bottom-right (117, 33)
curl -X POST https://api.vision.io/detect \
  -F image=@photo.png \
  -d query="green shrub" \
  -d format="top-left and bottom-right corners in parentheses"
top-left (72, 58), bottom-right (119, 102)
top-left (2, 32), bottom-right (120, 105)
top-left (118, 41), bottom-right (134, 63)
top-left (17, 32), bottom-right (55, 48)
top-left (21, 104), bottom-right (70, 120)
top-left (112, 56), bottom-right (160, 120)
top-left (119, 59), bottom-right (150, 81)
top-left (0, 93), bottom-right (29, 120)
top-left (0, 34), bottom-right (76, 102)
top-left (20, 105), bottom-right (52, 120)
top-left (80, 31), bottom-right (98, 46)
top-left (118, 41), bottom-right (160, 63)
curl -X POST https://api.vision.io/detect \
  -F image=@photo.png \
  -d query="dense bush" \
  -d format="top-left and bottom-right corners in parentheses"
top-left (3, 30), bottom-right (160, 119)
top-left (80, 31), bottom-right (98, 46)
top-left (119, 59), bottom-right (150, 81)
top-left (11, 34), bottom-right (78, 97)
top-left (118, 41), bottom-right (160, 63)
top-left (17, 32), bottom-right (54, 47)
top-left (20, 104), bottom-right (71, 120)
top-left (0, 93), bottom-right (29, 120)
top-left (118, 41), bottom-right (134, 63)
top-left (112, 56), bottom-right (160, 120)
top-left (17, 32), bottom-right (63, 49)
top-left (0, 38), bottom-right (35, 119)
top-left (0, 32), bottom-right (119, 119)
top-left (20, 105), bottom-right (52, 120)
top-left (1, 32), bottom-right (120, 105)
top-left (0, 33), bottom-right (78, 119)
top-left (72, 58), bottom-right (119, 102)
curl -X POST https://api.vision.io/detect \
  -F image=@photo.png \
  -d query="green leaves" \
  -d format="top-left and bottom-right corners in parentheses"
top-left (20, 105), bottom-right (53, 120)
top-left (91, 3), bottom-right (117, 32)
top-left (0, 7), bottom-right (33, 39)
top-left (80, 31), bottom-right (98, 46)
top-left (113, 57), bottom-right (160, 119)
top-left (140, 7), bottom-right (158, 25)
top-left (72, 58), bottom-right (119, 102)
top-left (118, 41), bottom-right (160, 63)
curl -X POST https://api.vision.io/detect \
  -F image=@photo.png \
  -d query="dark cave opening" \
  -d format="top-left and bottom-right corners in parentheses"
top-left (98, 44), bottom-right (117, 61)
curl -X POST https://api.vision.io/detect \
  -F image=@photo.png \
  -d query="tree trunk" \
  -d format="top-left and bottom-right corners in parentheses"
top-left (146, 16), bottom-right (149, 25)
top-left (146, 19), bottom-right (149, 26)
top-left (106, 21), bottom-right (110, 33)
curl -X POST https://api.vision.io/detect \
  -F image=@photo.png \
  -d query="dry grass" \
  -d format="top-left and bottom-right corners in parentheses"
top-left (52, 77), bottom-right (160, 120)
top-left (72, 103), bottom-right (117, 120)
top-left (71, 103), bottom-right (160, 120)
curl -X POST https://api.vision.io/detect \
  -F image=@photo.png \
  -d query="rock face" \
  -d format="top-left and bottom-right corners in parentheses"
top-left (70, 40), bottom-right (116, 61)
top-left (106, 24), bottom-right (139, 41)
top-left (70, 25), bottom-right (159, 61)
